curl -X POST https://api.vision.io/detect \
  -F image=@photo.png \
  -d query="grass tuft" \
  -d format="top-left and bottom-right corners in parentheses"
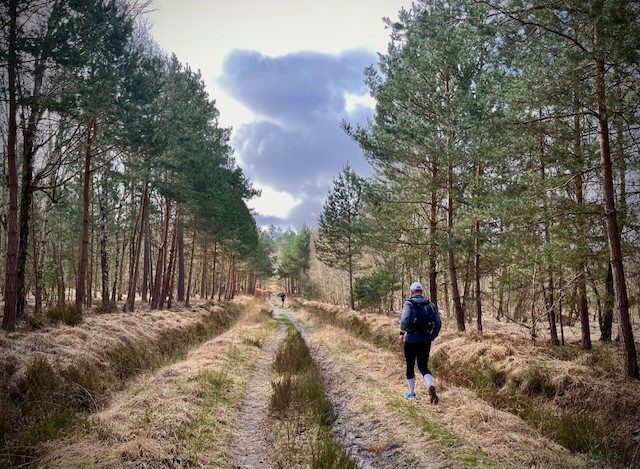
top-left (270, 327), bottom-right (353, 467)
top-left (46, 303), bottom-right (82, 326)
top-left (311, 428), bottom-right (358, 469)
top-left (516, 364), bottom-right (556, 397)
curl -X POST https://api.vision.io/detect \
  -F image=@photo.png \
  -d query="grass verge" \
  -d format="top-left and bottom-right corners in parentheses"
top-left (0, 301), bottom-right (245, 468)
top-left (269, 326), bottom-right (356, 468)
top-left (387, 395), bottom-right (496, 468)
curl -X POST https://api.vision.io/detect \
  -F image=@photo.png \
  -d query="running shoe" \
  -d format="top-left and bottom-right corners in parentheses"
top-left (403, 392), bottom-right (416, 400)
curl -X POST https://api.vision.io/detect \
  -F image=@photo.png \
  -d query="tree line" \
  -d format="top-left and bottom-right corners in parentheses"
top-left (0, 0), bottom-right (271, 331)
top-left (317, 0), bottom-right (640, 379)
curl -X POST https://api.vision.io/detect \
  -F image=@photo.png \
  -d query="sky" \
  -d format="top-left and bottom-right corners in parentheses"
top-left (144, 0), bottom-right (413, 227)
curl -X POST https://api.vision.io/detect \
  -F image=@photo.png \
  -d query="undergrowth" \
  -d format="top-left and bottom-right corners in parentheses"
top-left (46, 302), bottom-right (82, 326)
top-left (269, 327), bottom-right (356, 468)
top-left (0, 302), bottom-right (244, 468)
top-left (301, 300), bottom-right (637, 467)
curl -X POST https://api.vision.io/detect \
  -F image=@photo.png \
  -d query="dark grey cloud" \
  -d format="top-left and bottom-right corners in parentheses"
top-left (220, 49), bottom-right (376, 227)
top-left (220, 49), bottom-right (374, 122)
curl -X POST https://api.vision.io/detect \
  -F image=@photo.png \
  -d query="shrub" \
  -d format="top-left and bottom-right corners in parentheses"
top-left (62, 361), bottom-right (106, 412)
top-left (46, 303), bottom-right (82, 326)
top-left (518, 364), bottom-right (555, 398)
top-left (311, 428), bottom-right (357, 469)
top-left (243, 337), bottom-right (263, 348)
top-left (27, 314), bottom-right (46, 330)
top-left (273, 330), bottom-right (313, 375)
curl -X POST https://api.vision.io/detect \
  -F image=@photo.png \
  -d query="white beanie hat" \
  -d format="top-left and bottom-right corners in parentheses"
top-left (409, 281), bottom-right (423, 292)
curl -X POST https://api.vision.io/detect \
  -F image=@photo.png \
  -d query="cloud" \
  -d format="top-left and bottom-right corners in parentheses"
top-left (220, 49), bottom-right (376, 227)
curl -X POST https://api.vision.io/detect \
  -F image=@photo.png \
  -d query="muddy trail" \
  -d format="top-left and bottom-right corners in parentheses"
top-left (27, 299), bottom-right (595, 468)
top-left (276, 304), bottom-right (450, 468)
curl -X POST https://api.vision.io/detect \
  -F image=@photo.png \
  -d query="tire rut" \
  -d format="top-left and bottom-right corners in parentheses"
top-left (275, 305), bottom-right (449, 469)
top-left (229, 310), bottom-right (287, 469)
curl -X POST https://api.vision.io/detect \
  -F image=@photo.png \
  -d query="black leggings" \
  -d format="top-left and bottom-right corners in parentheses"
top-left (404, 341), bottom-right (432, 379)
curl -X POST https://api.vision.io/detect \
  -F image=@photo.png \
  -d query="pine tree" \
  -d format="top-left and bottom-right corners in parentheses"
top-left (316, 165), bottom-right (367, 309)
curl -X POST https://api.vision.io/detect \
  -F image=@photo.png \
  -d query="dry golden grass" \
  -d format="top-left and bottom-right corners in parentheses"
top-left (0, 296), bottom-right (263, 467)
top-left (36, 298), bottom-right (274, 468)
top-left (0, 301), bottom-right (211, 381)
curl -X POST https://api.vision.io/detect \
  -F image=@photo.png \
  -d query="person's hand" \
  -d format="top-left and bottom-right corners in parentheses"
top-left (397, 333), bottom-right (405, 343)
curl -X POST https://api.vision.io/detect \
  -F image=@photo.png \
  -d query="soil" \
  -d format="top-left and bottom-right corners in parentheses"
top-left (229, 311), bottom-right (286, 468)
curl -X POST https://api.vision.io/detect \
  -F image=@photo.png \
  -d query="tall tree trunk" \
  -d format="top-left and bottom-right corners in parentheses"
top-left (2, 0), bottom-right (19, 331)
top-left (15, 64), bottom-right (45, 319)
top-left (211, 242), bottom-right (217, 302)
top-left (99, 179), bottom-right (110, 309)
top-left (112, 220), bottom-right (121, 302)
top-left (86, 195), bottom-right (95, 308)
top-left (185, 228), bottom-right (197, 306)
top-left (429, 157), bottom-right (438, 306)
top-left (614, 66), bottom-right (627, 230)
top-left (348, 236), bottom-right (355, 309)
top-left (123, 182), bottom-right (149, 312)
top-left (160, 210), bottom-right (178, 309)
top-left (74, 118), bottom-right (98, 318)
top-left (447, 153), bottom-right (464, 331)
top-left (475, 218), bottom-right (482, 332)
top-left (33, 200), bottom-right (48, 316)
top-left (142, 199), bottom-right (151, 302)
top-left (217, 244), bottom-right (225, 301)
top-left (15, 0), bottom-right (61, 318)
top-left (177, 216), bottom-right (185, 301)
top-left (443, 73), bottom-right (464, 331)
top-left (52, 243), bottom-right (65, 305)
top-left (574, 109), bottom-right (591, 349)
top-left (601, 262), bottom-right (614, 341)
top-left (594, 9), bottom-right (638, 378)
top-left (151, 197), bottom-right (171, 309)
top-left (166, 218), bottom-right (179, 309)
top-left (200, 243), bottom-right (208, 299)
top-left (461, 252), bottom-right (473, 323)
top-left (540, 125), bottom-right (559, 345)
top-left (224, 253), bottom-right (235, 301)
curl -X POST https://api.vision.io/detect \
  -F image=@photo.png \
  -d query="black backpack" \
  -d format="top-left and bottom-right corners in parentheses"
top-left (407, 298), bottom-right (436, 334)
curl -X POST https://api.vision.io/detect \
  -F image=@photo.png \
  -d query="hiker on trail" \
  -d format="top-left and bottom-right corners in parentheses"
top-left (278, 291), bottom-right (286, 306)
top-left (399, 281), bottom-right (441, 403)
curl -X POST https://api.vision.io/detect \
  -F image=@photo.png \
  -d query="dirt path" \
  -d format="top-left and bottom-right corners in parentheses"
top-left (275, 305), bottom-right (450, 468)
top-left (229, 310), bottom-right (287, 469)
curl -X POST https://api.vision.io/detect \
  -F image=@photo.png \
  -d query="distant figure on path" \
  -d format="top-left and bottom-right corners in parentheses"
top-left (278, 291), bottom-right (286, 306)
top-left (398, 281), bottom-right (441, 403)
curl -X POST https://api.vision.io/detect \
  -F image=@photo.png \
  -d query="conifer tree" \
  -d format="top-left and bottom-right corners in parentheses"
top-left (316, 165), bottom-right (367, 309)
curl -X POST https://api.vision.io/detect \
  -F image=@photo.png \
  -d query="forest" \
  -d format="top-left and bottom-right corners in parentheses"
top-left (0, 0), bottom-right (273, 332)
top-left (1, 0), bottom-right (639, 467)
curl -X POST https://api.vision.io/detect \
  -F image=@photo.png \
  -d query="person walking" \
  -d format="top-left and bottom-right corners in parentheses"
top-left (278, 291), bottom-right (286, 306)
top-left (398, 281), bottom-right (441, 403)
